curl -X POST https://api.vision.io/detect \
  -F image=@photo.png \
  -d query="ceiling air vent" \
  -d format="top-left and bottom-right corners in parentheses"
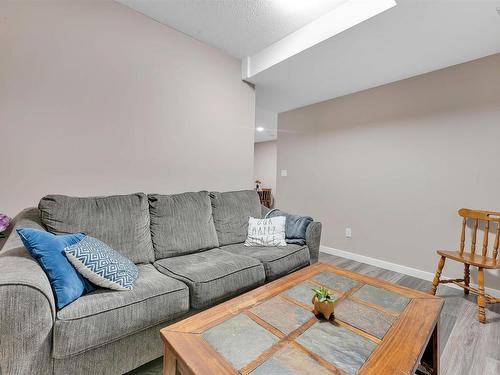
top-left (497, 7), bottom-right (500, 16)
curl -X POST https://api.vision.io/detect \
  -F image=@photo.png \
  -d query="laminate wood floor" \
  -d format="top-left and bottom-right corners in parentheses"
top-left (127, 252), bottom-right (500, 375)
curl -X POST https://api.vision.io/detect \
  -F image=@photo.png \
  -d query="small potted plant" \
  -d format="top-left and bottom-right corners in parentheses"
top-left (0, 213), bottom-right (11, 239)
top-left (312, 286), bottom-right (337, 320)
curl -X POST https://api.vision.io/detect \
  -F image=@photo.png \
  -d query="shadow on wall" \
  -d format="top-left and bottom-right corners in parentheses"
top-left (280, 53), bottom-right (500, 136)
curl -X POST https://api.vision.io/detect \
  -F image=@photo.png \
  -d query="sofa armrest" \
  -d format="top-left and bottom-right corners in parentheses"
top-left (0, 208), bottom-right (55, 375)
top-left (262, 205), bottom-right (322, 263)
top-left (306, 221), bottom-right (322, 264)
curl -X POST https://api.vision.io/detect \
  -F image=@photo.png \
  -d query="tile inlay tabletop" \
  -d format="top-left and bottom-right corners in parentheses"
top-left (161, 263), bottom-right (444, 375)
top-left (202, 314), bottom-right (279, 370)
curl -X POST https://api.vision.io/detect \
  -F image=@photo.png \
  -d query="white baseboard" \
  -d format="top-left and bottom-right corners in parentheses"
top-left (320, 245), bottom-right (500, 297)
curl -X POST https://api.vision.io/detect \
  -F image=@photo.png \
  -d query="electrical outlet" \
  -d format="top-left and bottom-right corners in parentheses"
top-left (280, 169), bottom-right (288, 177)
top-left (345, 227), bottom-right (352, 238)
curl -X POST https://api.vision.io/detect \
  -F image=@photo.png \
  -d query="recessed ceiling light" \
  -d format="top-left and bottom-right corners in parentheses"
top-left (256, 126), bottom-right (264, 132)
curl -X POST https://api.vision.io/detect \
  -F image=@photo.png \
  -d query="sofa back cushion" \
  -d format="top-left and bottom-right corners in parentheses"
top-left (210, 190), bottom-right (262, 246)
top-left (149, 191), bottom-right (219, 259)
top-left (39, 193), bottom-right (153, 264)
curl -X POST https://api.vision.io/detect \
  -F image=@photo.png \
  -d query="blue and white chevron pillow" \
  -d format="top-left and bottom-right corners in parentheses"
top-left (65, 236), bottom-right (139, 291)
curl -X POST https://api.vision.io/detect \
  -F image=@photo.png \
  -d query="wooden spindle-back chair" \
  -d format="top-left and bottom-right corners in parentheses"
top-left (431, 208), bottom-right (500, 323)
top-left (258, 188), bottom-right (273, 209)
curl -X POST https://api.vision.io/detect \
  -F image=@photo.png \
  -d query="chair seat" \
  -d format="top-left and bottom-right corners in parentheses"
top-left (437, 250), bottom-right (500, 269)
top-left (54, 264), bottom-right (189, 359)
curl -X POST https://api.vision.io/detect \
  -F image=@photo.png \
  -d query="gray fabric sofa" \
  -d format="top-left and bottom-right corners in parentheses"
top-left (0, 190), bottom-right (321, 375)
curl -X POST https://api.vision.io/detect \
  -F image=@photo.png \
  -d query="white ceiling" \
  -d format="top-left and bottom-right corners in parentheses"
top-left (252, 0), bottom-right (500, 112)
top-left (117, 0), bottom-right (346, 58)
top-left (117, 0), bottom-right (500, 142)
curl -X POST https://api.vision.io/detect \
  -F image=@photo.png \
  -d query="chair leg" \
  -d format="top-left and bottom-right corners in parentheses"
top-left (464, 264), bottom-right (470, 295)
top-left (477, 267), bottom-right (486, 323)
top-left (431, 256), bottom-right (446, 295)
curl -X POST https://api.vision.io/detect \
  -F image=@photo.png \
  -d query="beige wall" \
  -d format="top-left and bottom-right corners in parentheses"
top-left (254, 141), bottom-right (277, 194)
top-left (277, 53), bottom-right (500, 291)
top-left (0, 0), bottom-right (255, 217)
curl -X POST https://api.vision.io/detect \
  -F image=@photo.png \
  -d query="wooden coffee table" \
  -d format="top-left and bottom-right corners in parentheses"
top-left (161, 263), bottom-right (443, 375)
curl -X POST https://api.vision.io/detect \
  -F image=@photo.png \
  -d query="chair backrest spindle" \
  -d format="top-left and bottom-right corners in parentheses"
top-left (482, 221), bottom-right (490, 257)
top-left (458, 208), bottom-right (500, 259)
top-left (459, 217), bottom-right (466, 255)
top-left (471, 219), bottom-right (478, 255)
top-left (494, 222), bottom-right (500, 260)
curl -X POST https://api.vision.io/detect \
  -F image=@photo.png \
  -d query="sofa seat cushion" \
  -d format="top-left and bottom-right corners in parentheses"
top-left (54, 264), bottom-right (189, 359)
top-left (39, 193), bottom-right (153, 264)
top-left (154, 248), bottom-right (265, 309)
top-left (221, 243), bottom-right (310, 281)
top-left (149, 191), bottom-right (219, 259)
top-left (210, 190), bottom-right (262, 246)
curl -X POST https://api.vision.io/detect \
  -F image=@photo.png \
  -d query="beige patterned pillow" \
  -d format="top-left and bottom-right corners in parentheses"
top-left (244, 216), bottom-right (286, 247)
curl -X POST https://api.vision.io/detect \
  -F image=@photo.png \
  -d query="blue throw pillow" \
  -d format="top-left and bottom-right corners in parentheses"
top-left (16, 228), bottom-right (95, 309)
top-left (64, 236), bottom-right (139, 291)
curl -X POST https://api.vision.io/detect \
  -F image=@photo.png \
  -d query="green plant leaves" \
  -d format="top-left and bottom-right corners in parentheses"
top-left (312, 286), bottom-right (337, 303)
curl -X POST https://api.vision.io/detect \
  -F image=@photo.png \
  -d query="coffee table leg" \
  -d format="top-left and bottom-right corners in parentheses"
top-left (164, 345), bottom-right (177, 375)
top-left (420, 320), bottom-right (439, 375)
top-left (431, 322), bottom-right (440, 375)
